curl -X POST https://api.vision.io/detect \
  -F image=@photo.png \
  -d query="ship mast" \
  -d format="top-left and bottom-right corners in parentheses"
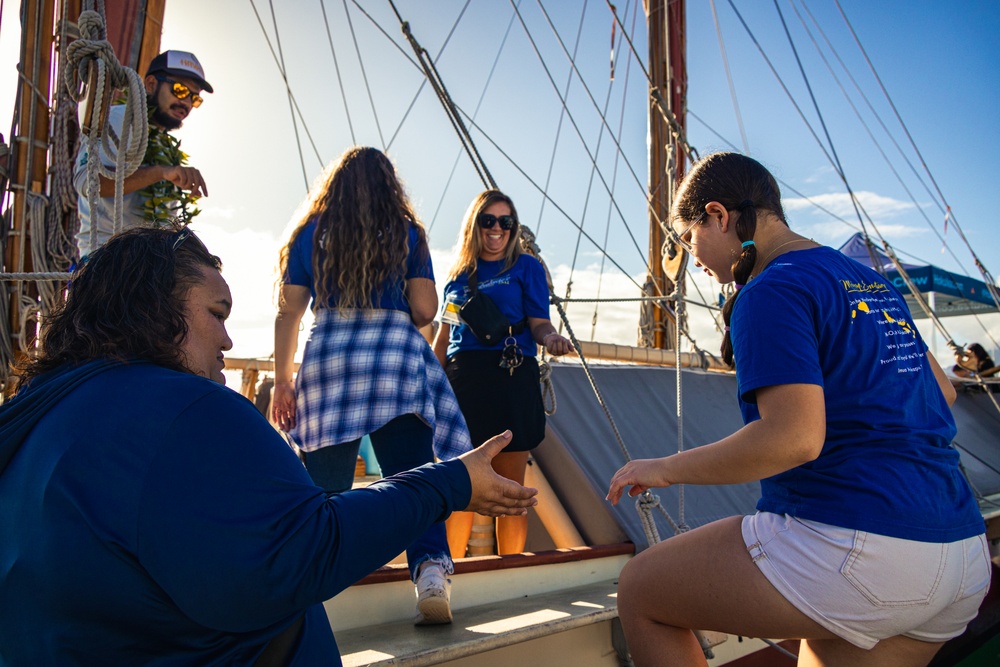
top-left (641, 0), bottom-right (687, 350)
top-left (1, 0), bottom-right (163, 393)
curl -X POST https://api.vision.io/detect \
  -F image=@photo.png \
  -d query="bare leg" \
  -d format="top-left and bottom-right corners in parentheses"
top-left (799, 636), bottom-right (944, 667)
top-left (617, 516), bottom-right (836, 666)
top-left (491, 450), bottom-right (530, 555)
top-left (446, 511), bottom-right (473, 560)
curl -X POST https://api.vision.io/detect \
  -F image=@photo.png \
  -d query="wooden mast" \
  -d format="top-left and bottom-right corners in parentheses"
top-left (1, 0), bottom-right (163, 393)
top-left (3, 0), bottom-right (59, 385)
top-left (643, 0), bottom-right (687, 350)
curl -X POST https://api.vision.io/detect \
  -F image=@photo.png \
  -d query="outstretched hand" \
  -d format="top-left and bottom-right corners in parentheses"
top-left (606, 458), bottom-right (671, 505)
top-left (460, 431), bottom-right (538, 517)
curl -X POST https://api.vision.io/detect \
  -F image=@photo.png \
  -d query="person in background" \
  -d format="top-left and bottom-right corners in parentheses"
top-left (74, 50), bottom-right (211, 259)
top-left (606, 152), bottom-right (988, 667)
top-left (272, 146), bottom-right (469, 625)
top-left (433, 190), bottom-right (571, 557)
top-left (0, 226), bottom-right (537, 666)
top-left (952, 342), bottom-right (997, 378)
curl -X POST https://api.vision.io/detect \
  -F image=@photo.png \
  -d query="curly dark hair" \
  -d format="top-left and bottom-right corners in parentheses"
top-left (14, 226), bottom-right (222, 390)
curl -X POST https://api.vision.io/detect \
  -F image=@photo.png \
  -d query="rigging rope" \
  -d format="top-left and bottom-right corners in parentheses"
top-left (603, 0), bottom-right (698, 166)
top-left (833, 0), bottom-right (1000, 315)
top-left (46, 4), bottom-right (80, 270)
top-left (511, 0), bottom-right (652, 282)
top-left (534, 0), bottom-right (590, 240)
top-left (267, 0), bottom-right (309, 191)
top-left (343, 0), bottom-right (385, 149)
top-left (788, 0), bottom-right (999, 354)
top-left (428, 3), bottom-right (516, 233)
top-left (385, 0), bottom-right (471, 151)
top-left (248, 0), bottom-right (323, 174)
top-left (64, 8), bottom-right (147, 250)
top-left (796, 1), bottom-right (999, 341)
top-left (708, 0), bottom-right (749, 154)
top-left (387, 0), bottom-right (495, 189)
top-left (718, 0), bottom-right (999, 414)
top-left (592, 2), bottom-right (639, 340)
top-left (551, 294), bottom-right (682, 537)
top-left (319, 0), bottom-right (356, 145)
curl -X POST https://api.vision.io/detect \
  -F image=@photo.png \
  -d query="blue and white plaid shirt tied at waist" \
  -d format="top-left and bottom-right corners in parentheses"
top-left (290, 308), bottom-right (473, 461)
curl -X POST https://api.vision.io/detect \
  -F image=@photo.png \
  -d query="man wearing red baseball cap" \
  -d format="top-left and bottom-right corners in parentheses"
top-left (74, 50), bottom-right (214, 259)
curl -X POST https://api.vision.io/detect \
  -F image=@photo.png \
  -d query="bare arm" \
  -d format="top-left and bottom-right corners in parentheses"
top-left (607, 383), bottom-right (826, 503)
top-left (272, 284), bottom-right (311, 430)
top-left (927, 351), bottom-right (957, 406)
top-left (432, 321), bottom-right (451, 368)
top-left (527, 316), bottom-right (572, 356)
top-left (97, 164), bottom-right (207, 197)
top-left (405, 277), bottom-right (438, 329)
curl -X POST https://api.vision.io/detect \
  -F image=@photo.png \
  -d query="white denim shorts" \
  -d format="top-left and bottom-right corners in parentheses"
top-left (742, 512), bottom-right (991, 649)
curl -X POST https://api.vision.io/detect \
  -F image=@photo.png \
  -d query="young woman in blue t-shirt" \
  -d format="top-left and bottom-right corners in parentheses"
top-left (433, 190), bottom-right (571, 556)
top-left (606, 152), bottom-right (989, 666)
top-left (273, 146), bottom-right (471, 625)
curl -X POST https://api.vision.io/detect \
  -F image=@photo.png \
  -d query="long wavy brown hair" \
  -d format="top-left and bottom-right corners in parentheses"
top-left (671, 152), bottom-right (786, 367)
top-left (279, 146), bottom-right (426, 310)
top-left (447, 189), bottom-right (522, 281)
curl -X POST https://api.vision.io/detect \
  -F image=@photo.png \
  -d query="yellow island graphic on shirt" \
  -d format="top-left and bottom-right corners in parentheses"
top-left (841, 278), bottom-right (921, 373)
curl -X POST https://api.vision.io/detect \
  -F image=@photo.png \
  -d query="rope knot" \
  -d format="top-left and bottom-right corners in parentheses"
top-left (636, 491), bottom-right (661, 511)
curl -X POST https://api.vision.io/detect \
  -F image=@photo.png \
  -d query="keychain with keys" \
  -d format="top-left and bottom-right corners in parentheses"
top-left (499, 335), bottom-right (523, 376)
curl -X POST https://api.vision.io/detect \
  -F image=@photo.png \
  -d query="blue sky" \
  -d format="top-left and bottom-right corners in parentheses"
top-left (1, 0), bottom-right (997, 363)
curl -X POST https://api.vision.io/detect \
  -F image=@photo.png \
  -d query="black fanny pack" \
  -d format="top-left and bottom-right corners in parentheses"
top-left (459, 270), bottom-right (525, 346)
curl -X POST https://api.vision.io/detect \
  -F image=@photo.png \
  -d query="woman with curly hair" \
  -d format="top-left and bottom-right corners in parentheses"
top-left (273, 146), bottom-right (471, 625)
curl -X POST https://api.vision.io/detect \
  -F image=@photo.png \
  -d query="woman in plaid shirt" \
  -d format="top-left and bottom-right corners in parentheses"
top-left (273, 146), bottom-right (470, 626)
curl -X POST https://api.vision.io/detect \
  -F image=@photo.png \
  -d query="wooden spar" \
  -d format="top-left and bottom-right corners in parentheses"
top-left (223, 343), bottom-right (731, 377)
top-left (4, 0), bottom-right (57, 378)
top-left (643, 0), bottom-right (687, 350)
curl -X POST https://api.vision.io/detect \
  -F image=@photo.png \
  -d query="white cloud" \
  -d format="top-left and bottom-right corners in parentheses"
top-left (801, 164), bottom-right (837, 184)
top-left (785, 190), bottom-right (918, 220)
top-left (197, 205), bottom-right (237, 220)
top-left (194, 223), bottom-right (285, 360)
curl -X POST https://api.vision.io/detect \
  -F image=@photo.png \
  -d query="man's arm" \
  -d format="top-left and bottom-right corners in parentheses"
top-left (97, 164), bottom-right (207, 198)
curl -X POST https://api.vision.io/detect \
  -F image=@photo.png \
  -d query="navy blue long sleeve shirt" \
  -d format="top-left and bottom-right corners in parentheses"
top-left (0, 363), bottom-right (472, 665)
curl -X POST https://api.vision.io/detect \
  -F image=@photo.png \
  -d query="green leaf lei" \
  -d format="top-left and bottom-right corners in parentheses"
top-left (138, 105), bottom-right (201, 226)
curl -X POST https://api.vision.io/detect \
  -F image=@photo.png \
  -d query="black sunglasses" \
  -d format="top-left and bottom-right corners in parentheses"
top-left (477, 214), bottom-right (517, 231)
top-left (154, 75), bottom-right (204, 108)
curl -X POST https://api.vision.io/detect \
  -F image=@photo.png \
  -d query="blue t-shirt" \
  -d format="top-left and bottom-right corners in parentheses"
top-left (442, 254), bottom-right (550, 357)
top-left (283, 219), bottom-right (434, 312)
top-left (733, 246), bottom-right (983, 543)
top-left (0, 363), bottom-right (472, 665)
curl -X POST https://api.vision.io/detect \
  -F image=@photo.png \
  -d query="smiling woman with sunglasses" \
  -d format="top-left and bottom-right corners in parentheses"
top-left (433, 190), bottom-right (572, 559)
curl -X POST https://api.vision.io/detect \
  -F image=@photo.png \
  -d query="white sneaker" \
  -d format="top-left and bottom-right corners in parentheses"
top-left (414, 561), bottom-right (452, 625)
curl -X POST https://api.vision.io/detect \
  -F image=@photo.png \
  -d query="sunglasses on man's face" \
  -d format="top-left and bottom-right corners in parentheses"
top-left (477, 214), bottom-right (517, 231)
top-left (155, 76), bottom-right (203, 108)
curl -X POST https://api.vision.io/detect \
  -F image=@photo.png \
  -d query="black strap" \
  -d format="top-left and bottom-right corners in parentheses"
top-left (468, 268), bottom-right (526, 335)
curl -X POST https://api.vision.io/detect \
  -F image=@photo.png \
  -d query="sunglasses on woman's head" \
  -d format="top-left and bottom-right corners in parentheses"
top-left (477, 214), bottom-right (517, 230)
top-left (154, 75), bottom-right (204, 108)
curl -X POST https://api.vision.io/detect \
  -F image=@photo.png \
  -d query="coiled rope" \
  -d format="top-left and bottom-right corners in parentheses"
top-left (63, 9), bottom-right (147, 252)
